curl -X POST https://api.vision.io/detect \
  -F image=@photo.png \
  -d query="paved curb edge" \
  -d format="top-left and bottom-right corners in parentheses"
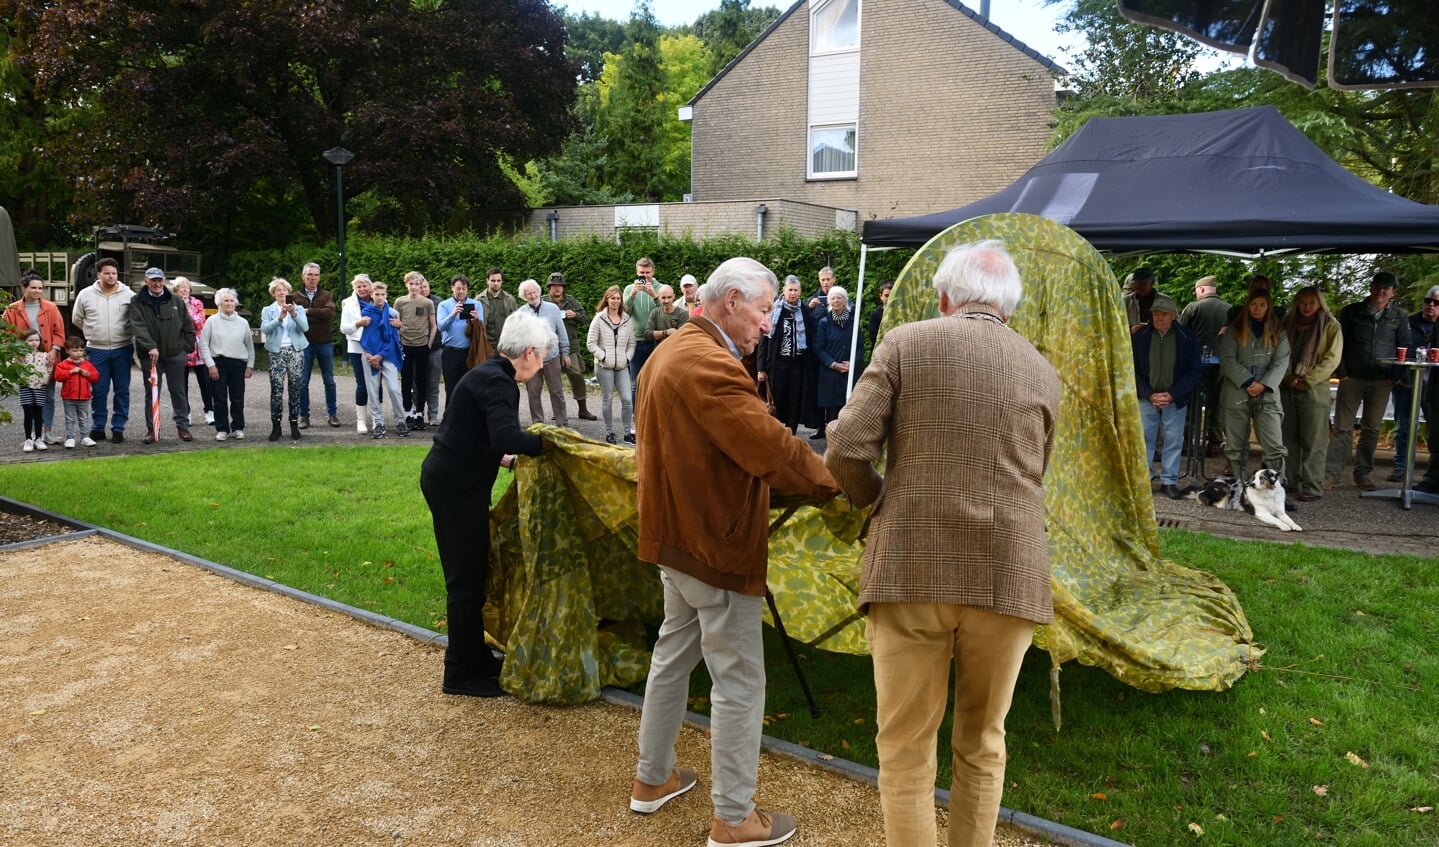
top-left (1, 495), bottom-right (1127, 847)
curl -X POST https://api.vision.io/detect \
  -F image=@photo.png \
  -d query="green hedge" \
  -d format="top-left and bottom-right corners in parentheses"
top-left (224, 229), bottom-right (915, 321)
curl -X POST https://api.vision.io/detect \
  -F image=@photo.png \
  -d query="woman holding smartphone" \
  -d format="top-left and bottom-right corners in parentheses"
top-left (260, 277), bottom-right (309, 441)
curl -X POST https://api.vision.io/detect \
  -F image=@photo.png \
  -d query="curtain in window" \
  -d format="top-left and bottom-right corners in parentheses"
top-left (812, 0), bottom-right (858, 53)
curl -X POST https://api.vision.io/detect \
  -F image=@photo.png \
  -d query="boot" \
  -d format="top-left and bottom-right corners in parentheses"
top-left (268, 422), bottom-right (282, 442)
top-left (290, 420), bottom-right (301, 440)
top-left (355, 404), bottom-right (368, 434)
top-left (577, 398), bottom-right (598, 421)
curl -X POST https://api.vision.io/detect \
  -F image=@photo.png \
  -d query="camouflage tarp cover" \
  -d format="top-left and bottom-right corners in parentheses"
top-left (486, 213), bottom-right (1263, 706)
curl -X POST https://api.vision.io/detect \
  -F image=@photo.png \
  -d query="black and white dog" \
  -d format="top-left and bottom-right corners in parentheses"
top-left (1190, 469), bottom-right (1303, 532)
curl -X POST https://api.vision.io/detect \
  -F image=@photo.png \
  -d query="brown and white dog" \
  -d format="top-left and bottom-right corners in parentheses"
top-left (1190, 469), bottom-right (1302, 532)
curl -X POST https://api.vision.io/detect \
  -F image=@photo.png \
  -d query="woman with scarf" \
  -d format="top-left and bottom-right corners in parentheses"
top-left (1278, 286), bottom-right (1343, 501)
top-left (757, 275), bottom-right (820, 435)
top-left (1217, 289), bottom-right (1291, 483)
top-left (813, 285), bottom-right (858, 440)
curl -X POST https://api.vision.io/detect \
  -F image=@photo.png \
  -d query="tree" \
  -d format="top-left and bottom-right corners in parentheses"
top-left (564, 11), bottom-right (629, 84)
top-left (692, 0), bottom-right (781, 78)
top-left (0, 20), bottom-right (70, 246)
top-left (3, 0), bottom-right (580, 241)
top-left (592, 2), bottom-right (670, 201)
top-left (1051, 0), bottom-right (1206, 101)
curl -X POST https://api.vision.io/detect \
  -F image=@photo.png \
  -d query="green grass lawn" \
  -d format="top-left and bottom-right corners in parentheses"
top-left (1, 449), bottom-right (1435, 846)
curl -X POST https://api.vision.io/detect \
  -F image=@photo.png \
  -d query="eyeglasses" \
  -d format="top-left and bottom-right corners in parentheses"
top-left (1425, 298), bottom-right (1439, 306)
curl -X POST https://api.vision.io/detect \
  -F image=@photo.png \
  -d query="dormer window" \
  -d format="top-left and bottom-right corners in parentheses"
top-left (811, 0), bottom-right (859, 54)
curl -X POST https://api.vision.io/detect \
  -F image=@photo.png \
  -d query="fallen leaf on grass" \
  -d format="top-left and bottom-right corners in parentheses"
top-left (1410, 806), bottom-right (1433, 813)
top-left (1261, 730), bottom-right (1272, 741)
top-left (1272, 815), bottom-right (1284, 823)
top-left (1246, 751), bottom-right (1258, 758)
top-left (1345, 751), bottom-right (1369, 768)
top-left (1090, 792), bottom-right (1108, 801)
top-left (1308, 717), bottom-right (1324, 727)
top-left (1110, 819), bottom-right (1124, 830)
top-left (1313, 785), bottom-right (1329, 796)
top-left (1187, 822), bottom-right (1204, 836)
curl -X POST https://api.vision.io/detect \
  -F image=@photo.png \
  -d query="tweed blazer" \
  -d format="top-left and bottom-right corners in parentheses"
top-left (824, 305), bottom-right (1061, 625)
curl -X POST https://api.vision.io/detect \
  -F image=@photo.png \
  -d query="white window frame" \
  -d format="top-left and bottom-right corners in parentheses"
top-left (809, 0), bottom-right (860, 56)
top-left (808, 123), bottom-right (857, 180)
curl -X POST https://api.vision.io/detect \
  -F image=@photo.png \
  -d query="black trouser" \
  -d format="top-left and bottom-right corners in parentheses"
top-left (442, 346), bottom-right (470, 404)
top-left (401, 344), bottom-right (430, 416)
top-left (212, 356), bottom-right (247, 433)
top-left (421, 467), bottom-right (500, 685)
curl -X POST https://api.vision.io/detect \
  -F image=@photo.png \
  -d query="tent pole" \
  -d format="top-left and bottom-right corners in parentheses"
top-left (846, 244), bottom-right (869, 399)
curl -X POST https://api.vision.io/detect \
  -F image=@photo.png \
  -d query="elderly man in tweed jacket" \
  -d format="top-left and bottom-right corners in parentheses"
top-left (824, 241), bottom-right (1061, 847)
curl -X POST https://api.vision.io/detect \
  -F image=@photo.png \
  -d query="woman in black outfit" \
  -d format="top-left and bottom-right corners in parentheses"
top-left (420, 310), bottom-right (556, 697)
top-left (757, 275), bottom-right (820, 434)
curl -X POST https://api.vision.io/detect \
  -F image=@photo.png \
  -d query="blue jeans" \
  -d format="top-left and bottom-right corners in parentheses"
top-left (300, 342), bottom-right (337, 418)
top-left (348, 351), bottom-right (369, 406)
top-left (1391, 376), bottom-right (1430, 471)
top-left (87, 345), bottom-right (133, 433)
top-left (1141, 398), bottom-right (1186, 485)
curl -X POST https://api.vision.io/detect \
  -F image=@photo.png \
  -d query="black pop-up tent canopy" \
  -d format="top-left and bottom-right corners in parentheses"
top-left (862, 106), bottom-right (1439, 257)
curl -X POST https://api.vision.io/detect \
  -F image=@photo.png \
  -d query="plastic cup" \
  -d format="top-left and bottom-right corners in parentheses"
top-left (1430, 347), bottom-right (1439, 363)
top-left (1397, 347), bottom-right (1408, 362)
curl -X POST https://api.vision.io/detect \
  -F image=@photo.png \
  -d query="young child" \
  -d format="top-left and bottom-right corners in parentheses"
top-left (359, 282), bottom-right (408, 439)
top-left (394, 271), bottom-right (436, 430)
top-left (53, 337), bottom-right (101, 448)
top-left (16, 329), bottom-right (50, 452)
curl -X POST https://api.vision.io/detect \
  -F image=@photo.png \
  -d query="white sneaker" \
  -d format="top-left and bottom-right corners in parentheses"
top-left (44, 432), bottom-right (61, 445)
top-left (233, 430), bottom-right (245, 440)
top-left (215, 431), bottom-right (228, 442)
top-left (64, 438), bottom-right (76, 449)
top-left (34, 439), bottom-right (47, 451)
top-left (204, 410), bottom-right (215, 424)
top-left (80, 436), bottom-right (97, 447)
top-left (22, 439), bottom-right (34, 452)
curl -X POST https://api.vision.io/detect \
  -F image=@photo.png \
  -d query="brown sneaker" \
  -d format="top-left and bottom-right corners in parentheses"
top-left (708, 808), bottom-right (796, 847)
top-left (629, 767), bottom-right (698, 814)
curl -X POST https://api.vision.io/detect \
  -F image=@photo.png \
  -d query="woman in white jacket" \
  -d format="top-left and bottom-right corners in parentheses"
top-left (339, 274), bottom-right (374, 433)
top-left (586, 285), bottom-right (637, 444)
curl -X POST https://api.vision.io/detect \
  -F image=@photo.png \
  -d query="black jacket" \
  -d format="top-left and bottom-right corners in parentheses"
top-left (1335, 299), bottom-right (1412, 380)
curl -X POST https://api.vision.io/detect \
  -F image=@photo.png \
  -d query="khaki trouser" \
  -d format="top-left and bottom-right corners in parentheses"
top-left (1325, 376), bottom-right (1392, 482)
top-left (868, 603), bottom-right (1035, 847)
top-left (1281, 382), bottom-right (1331, 496)
top-left (1221, 387), bottom-right (1287, 481)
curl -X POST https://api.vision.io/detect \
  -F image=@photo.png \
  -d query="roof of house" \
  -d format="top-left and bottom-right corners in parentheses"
top-left (687, 0), bottom-right (1068, 107)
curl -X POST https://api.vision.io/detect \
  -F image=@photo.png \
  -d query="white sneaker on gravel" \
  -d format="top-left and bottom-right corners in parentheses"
top-left (215, 432), bottom-right (228, 441)
top-left (34, 439), bottom-right (47, 451)
top-left (64, 438), bottom-right (76, 449)
top-left (44, 432), bottom-right (61, 445)
top-left (233, 430), bottom-right (245, 440)
top-left (22, 439), bottom-right (34, 452)
top-left (80, 436), bottom-right (97, 447)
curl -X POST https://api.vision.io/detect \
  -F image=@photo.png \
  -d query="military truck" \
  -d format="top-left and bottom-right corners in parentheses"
top-left (70, 225), bottom-right (215, 311)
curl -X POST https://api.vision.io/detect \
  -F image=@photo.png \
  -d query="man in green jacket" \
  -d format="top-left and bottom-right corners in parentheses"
top-left (129, 267), bottom-right (197, 443)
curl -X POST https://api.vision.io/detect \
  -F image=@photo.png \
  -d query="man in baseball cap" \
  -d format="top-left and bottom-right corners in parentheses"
top-left (1133, 293), bottom-right (1202, 499)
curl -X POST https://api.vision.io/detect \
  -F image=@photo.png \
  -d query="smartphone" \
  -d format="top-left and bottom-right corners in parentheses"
top-left (281, 294), bottom-right (290, 305)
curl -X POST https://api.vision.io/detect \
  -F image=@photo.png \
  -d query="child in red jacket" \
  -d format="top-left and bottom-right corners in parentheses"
top-left (53, 337), bottom-right (100, 448)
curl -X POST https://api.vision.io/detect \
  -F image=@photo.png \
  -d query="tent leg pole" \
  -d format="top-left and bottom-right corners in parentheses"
top-left (766, 588), bottom-right (820, 718)
top-left (847, 244), bottom-right (869, 399)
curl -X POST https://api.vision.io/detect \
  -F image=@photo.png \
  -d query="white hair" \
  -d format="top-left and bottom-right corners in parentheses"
top-left (497, 309), bottom-right (557, 359)
top-left (827, 286), bottom-right (849, 302)
top-left (782, 274), bottom-right (802, 291)
top-left (698, 257), bottom-right (777, 307)
top-left (517, 278), bottom-right (541, 299)
top-left (1428, 285), bottom-right (1439, 300)
top-left (214, 287), bottom-right (239, 305)
top-left (268, 277), bottom-right (291, 296)
top-left (351, 274), bottom-right (371, 288)
top-left (932, 240), bottom-right (1022, 319)
top-left (172, 276), bottom-right (191, 292)
top-left (303, 262), bottom-right (321, 274)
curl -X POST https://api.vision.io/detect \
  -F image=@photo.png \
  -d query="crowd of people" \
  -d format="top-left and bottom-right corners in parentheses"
top-left (1127, 267), bottom-right (1434, 501)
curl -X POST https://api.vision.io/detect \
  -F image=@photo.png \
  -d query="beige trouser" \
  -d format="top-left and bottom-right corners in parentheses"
top-left (868, 603), bottom-right (1035, 847)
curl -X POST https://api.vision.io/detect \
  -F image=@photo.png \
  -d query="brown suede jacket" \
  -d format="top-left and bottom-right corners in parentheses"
top-left (635, 315), bottom-right (838, 596)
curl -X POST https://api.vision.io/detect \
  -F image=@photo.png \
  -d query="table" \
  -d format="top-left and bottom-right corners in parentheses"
top-left (1362, 359), bottom-right (1439, 509)
top-left (1183, 354), bottom-right (1221, 483)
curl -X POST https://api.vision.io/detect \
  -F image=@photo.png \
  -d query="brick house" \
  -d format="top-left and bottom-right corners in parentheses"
top-left (682, 0), bottom-right (1065, 224)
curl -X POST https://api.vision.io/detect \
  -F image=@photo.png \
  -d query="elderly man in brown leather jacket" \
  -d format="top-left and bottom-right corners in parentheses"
top-left (628, 257), bottom-right (838, 847)
top-left (825, 241), bottom-right (1061, 847)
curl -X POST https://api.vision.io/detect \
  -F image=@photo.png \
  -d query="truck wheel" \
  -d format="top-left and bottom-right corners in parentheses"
top-left (72, 252), bottom-right (96, 299)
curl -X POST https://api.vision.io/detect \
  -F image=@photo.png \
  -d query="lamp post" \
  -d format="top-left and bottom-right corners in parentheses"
top-left (322, 146), bottom-right (355, 288)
